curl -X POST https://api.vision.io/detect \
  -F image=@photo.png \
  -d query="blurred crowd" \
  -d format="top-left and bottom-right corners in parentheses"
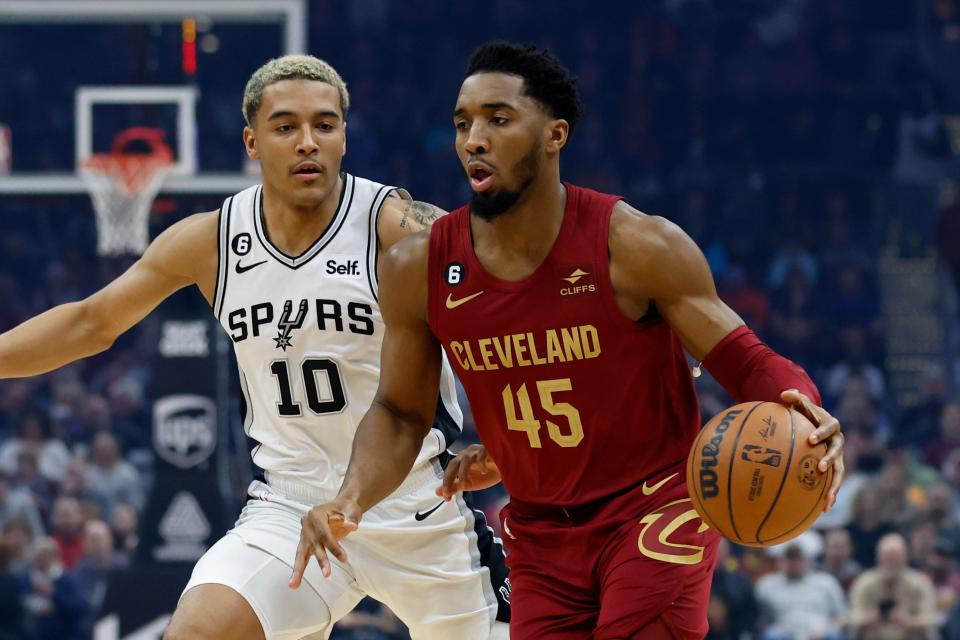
top-left (0, 0), bottom-right (959, 638)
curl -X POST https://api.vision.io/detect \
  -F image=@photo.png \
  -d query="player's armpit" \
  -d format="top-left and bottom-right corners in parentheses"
top-left (377, 196), bottom-right (448, 251)
top-left (0, 211), bottom-right (217, 378)
top-left (608, 202), bottom-right (743, 361)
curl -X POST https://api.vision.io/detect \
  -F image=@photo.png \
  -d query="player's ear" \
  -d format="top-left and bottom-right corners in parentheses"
top-left (545, 119), bottom-right (568, 154)
top-left (243, 126), bottom-right (258, 160)
top-left (341, 120), bottom-right (347, 158)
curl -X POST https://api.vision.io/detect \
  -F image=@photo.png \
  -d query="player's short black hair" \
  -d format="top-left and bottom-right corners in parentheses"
top-left (466, 41), bottom-right (584, 137)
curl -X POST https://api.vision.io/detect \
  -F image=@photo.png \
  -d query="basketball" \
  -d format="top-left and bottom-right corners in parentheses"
top-left (686, 401), bottom-right (832, 547)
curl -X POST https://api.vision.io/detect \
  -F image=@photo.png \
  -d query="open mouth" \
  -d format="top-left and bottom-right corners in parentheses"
top-left (292, 163), bottom-right (323, 180)
top-left (469, 165), bottom-right (494, 192)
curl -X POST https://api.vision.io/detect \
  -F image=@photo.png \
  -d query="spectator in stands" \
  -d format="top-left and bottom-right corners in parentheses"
top-left (920, 482), bottom-right (960, 548)
top-left (57, 457), bottom-right (94, 505)
top-left (0, 380), bottom-right (35, 438)
top-left (707, 538), bottom-right (758, 640)
top-left (755, 540), bottom-right (847, 640)
top-left (48, 378), bottom-right (88, 448)
top-left (718, 264), bottom-right (770, 332)
top-left (49, 497), bottom-right (85, 570)
top-left (847, 485), bottom-right (896, 569)
top-left (849, 533), bottom-right (938, 640)
top-left (942, 448), bottom-right (960, 524)
top-left (819, 190), bottom-right (872, 274)
top-left (824, 328), bottom-right (886, 404)
top-left (922, 537), bottom-right (960, 629)
top-left (0, 470), bottom-right (42, 539)
top-left (106, 377), bottom-right (150, 451)
top-left (71, 519), bottom-right (127, 630)
top-left (820, 528), bottom-right (862, 592)
top-left (944, 598), bottom-right (960, 640)
top-left (767, 236), bottom-right (818, 291)
top-left (0, 411), bottom-right (69, 484)
top-left (74, 394), bottom-right (112, 450)
top-left (0, 538), bottom-right (24, 640)
top-left (109, 503), bottom-right (139, 561)
top-left (2, 519), bottom-right (33, 574)
top-left (897, 365), bottom-right (948, 451)
top-left (907, 521), bottom-right (940, 573)
top-left (11, 450), bottom-right (53, 520)
top-left (826, 263), bottom-right (879, 333)
top-left (767, 263), bottom-right (821, 367)
top-left (816, 425), bottom-right (879, 530)
top-left (924, 402), bottom-right (960, 469)
top-left (17, 536), bottom-right (88, 640)
top-left (85, 431), bottom-right (144, 516)
top-left (880, 447), bottom-right (940, 520)
top-left (833, 377), bottom-right (889, 443)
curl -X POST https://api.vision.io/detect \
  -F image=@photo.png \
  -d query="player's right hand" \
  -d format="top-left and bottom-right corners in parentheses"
top-left (289, 500), bottom-right (362, 587)
top-left (437, 444), bottom-right (502, 500)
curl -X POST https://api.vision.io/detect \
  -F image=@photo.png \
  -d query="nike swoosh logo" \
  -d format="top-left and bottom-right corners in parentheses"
top-left (414, 501), bottom-right (445, 521)
top-left (641, 472), bottom-right (679, 496)
top-left (445, 291), bottom-right (484, 309)
top-left (235, 260), bottom-right (267, 274)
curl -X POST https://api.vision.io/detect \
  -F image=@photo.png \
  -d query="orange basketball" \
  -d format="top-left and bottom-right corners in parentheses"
top-left (686, 401), bottom-right (832, 547)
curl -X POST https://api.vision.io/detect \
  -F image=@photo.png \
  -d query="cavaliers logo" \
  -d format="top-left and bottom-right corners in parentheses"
top-left (636, 498), bottom-right (711, 565)
top-left (797, 454), bottom-right (823, 491)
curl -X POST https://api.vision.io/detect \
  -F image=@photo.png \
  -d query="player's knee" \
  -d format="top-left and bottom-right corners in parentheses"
top-left (163, 620), bottom-right (214, 640)
top-left (165, 596), bottom-right (264, 640)
top-left (164, 617), bottom-right (249, 640)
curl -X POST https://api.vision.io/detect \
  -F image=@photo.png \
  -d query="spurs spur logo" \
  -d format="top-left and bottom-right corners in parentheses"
top-left (274, 299), bottom-right (308, 351)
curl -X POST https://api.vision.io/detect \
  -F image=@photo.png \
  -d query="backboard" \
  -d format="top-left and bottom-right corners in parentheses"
top-left (0, 0), bottom-right (306, 195)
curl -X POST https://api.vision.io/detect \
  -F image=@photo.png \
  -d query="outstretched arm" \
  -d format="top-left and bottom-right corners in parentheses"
top-left (0, 212), bottom-right (217, 378)
top-left (609, 202), bottom-right (843, 507)
top-left (291, 230), bottom-right (443, 584)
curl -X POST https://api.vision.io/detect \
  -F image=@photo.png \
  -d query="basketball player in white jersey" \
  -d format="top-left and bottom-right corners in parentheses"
top-left (0, 55), bottom-right (509, 640)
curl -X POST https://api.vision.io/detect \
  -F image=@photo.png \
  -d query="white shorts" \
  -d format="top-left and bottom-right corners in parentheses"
top-left (183, 459), bottom-right (510, 640)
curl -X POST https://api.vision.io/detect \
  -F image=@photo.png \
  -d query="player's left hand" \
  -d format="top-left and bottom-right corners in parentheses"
top-left (437, 444), bottom-right (502, 500)
top-left (781, 389), bottom-right (844, 512)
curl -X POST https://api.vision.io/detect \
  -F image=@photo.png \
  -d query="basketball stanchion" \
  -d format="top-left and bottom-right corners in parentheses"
top-left (80, 127), bottom-right (173, 256)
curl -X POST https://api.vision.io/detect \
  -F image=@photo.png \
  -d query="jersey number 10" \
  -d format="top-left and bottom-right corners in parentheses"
top-left (270, 358), bottom-right (346, 417)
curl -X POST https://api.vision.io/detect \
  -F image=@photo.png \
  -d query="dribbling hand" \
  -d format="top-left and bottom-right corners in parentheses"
top-left (289, 499), bottom-right (362, 588)
top-left (781, 389), bottom-right (845, 512)
top-left (436, 444), bottom-right (502, 501)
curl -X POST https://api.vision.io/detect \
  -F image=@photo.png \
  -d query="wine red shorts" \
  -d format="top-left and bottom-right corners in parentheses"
top-left (500, 463), bottom-right (720, 639)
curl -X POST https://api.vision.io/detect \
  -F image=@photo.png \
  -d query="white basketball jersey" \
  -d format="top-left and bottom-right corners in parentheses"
top-left (213, 175), bottom-right (462, 495)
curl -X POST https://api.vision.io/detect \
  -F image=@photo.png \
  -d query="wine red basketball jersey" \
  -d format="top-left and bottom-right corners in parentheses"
top-left (427, 183), bottom-right (702, 507)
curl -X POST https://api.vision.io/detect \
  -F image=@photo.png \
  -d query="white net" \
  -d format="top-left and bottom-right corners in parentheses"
top-left (80, 128), bottom-right (173, 256)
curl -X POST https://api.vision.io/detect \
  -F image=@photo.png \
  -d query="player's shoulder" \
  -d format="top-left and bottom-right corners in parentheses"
top-left (377, 229), bottom-right (431, 319)
top-left (609, 201), bottom-right (693, 265)
top-left (152, 210), bottom-right (219, 251)
top-left (142, 210), bottom-right (219, 279)
top-left (381, 228), bottom-right (431, 276)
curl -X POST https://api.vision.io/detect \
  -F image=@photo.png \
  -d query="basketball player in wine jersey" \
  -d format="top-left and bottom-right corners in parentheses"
top-left (292, 43), bottom-right (846, 638)
top-left (0, 56), bottom-right (509, 640)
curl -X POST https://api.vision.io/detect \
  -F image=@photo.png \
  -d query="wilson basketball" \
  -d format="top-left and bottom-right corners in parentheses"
top-left (686, 401), bottom-right (832, 547)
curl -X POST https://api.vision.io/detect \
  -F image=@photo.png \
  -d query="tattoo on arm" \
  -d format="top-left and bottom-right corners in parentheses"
top-left (400, 201), bottom-right (445, 230)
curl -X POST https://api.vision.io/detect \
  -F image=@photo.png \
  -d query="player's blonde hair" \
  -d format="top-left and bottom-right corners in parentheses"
top-left (242, 54), bottom-right (350, 125)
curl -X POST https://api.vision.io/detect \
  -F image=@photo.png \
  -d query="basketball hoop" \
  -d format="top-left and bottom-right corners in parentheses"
top-left (80, 127), bottom-right (174, 256)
